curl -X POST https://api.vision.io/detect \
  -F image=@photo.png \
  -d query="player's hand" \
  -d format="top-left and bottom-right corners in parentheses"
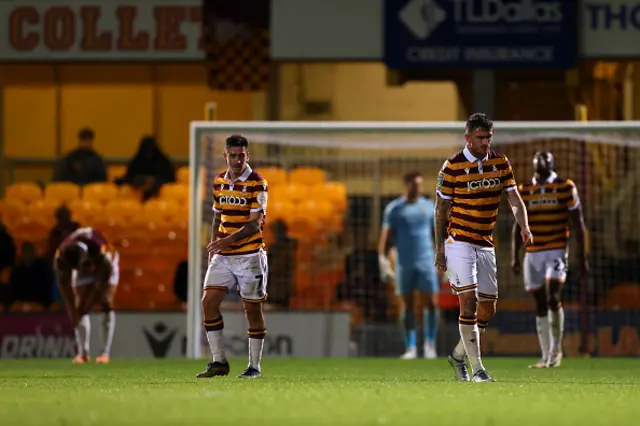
top-left (511, 259), bottom-right (521, 276)
top-left (435, 248), bottom-right (447, 272)
top-left (520, 227), bottom-right (533, 246)
top-left (207, 237), bottom-right (233, 254)
top-left (579, 257), bottom-right (590, 279)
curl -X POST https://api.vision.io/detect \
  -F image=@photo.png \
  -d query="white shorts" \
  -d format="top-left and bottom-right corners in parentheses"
top-left (74, 251), bottom-right (120, 287)
top-left (523, 249), bottom-right (567, 292)
top-left (203, 250), bottom-right (268, 302)
top-left (444, 238), bottom-right (498, 301)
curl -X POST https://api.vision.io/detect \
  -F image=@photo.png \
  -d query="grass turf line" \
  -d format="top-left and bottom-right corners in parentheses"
top-left (0, 358), bottom-right (638, 426)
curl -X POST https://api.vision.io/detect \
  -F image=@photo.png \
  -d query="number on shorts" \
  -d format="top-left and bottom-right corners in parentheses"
top-left (553, 259), bottom-right (567, 272)
top-left (254, 274), bottom-right (265, 298)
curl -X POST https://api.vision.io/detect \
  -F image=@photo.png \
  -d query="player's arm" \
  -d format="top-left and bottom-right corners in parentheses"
top-left (54, 257), bottom-right (78, 325)
top-left (511, 185), bottom-right (524, 275)
top-left (378, 206), bottom-right (395, 282)
top-left (434, 161), bottom-right (454, 271)
top-left (503, 157), bottom-right (533, 245)
top-left (211, 211), bottom-right (222, 242)
top-left (568, 181), bottom-right (589, 277)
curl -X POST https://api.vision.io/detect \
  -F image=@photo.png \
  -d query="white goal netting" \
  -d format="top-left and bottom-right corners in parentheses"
top-left (186, 121), bottom-right (640, 359)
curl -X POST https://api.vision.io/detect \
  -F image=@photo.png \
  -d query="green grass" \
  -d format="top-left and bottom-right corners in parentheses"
top-left (1, 358), bottom-right (638, 426)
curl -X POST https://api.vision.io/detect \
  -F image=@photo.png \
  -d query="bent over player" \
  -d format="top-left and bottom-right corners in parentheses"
top-left (197, 134), bottom-right (268, 379)
top-left (378, 172), bottom-right (440, 359)
top-left (512, 151), bottom-right (588, 368)
top-left (435, 113), bottom-right (532, 382)
top-left (55, 227), bottom-right (119, 364)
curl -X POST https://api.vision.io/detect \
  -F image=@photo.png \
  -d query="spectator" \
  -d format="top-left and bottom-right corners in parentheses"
top-left (47, 205), bottom-right (80, 262)
top-left (7, 242), bottom-right (55, 309)
top-left (0, 221), bottom-right (17, 308)
top-left (337, 231), bottom-right (388, 321)
top-left (53, 128), bottom-right (107, 186)
top-left (267, 220), bottom-right (296, 308)
top-left (121, 136), bottom-right (175, 201)
top-left (173, 260), bottom-right (188, 309)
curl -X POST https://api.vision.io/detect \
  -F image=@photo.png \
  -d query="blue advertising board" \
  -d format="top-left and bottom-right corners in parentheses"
top-left (383, 0), bottom-right (578, 69)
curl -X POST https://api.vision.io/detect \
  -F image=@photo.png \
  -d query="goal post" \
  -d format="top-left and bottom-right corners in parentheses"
top-left (187, 120), bottom-right (640, 360)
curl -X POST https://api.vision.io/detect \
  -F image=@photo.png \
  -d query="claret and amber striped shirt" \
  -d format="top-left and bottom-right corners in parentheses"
top-left (436, 146), bottom-right (517, 248)
top-left (213, 166), bottom-right (268, 256)
top-left (518, 171), bottom-right (580, 253)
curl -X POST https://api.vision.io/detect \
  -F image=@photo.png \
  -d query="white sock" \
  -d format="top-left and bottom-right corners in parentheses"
top-left (102, 310), bottom-right (116, 356)
top-left (459, 322), bottom-right (484, 374)
top-left (74, 315), bottom-right (91, 357)
top-left (204, 317), bottom-right (226, 363)
top-left (535, 315), bottom-right (551, 361)
top-left (452, 322), bottom-right (486, 359)
top-left (249, 338), bottom-right (265, 371)
top-left (248, 329), bottom-right (266, 370)
top-left (549, 307), bottom-right (565, 355)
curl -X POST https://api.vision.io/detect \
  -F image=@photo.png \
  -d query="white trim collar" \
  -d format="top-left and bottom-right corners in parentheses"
top-left (463, 146), bottom-right (488, 162)
top-left (224, 165), bottom-right (253, 182)
top-left (532, 171), bottom-right (557, 185)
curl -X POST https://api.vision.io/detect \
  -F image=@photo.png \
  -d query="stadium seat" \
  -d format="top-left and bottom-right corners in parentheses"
top-left (177, 166), bottom-right (190, 184)
top-left (5, 182), bottom-right (42, 205)
top-left (255, 167), bottom-right (288, 186)
top-left (290, 167), bottom-right (326, 185)
top-left (28, 199), bottom-right (60, 229)
top-left (44, 182), bottom-right (81, 205)
top-left (159, 183), bottom-right (189, 205)
top-left (117, 185), bottom-right (142, 201)
top-left (143, 200), bottom-right (181, 228)
top-left (271, 184), bottom-right (307, 203)
top-left (104, 199), bottom-right (143, 224)
top-left (108, 165), bottom-right (127, 182)
top-left (8, 216), bottom-right (50, 242)
top-left (319, 182), bottom-right (348, 212)
top-left (68, 200), bottom-right (101, 225)
top-left (1, 199), bottom-right (28, 229)
top-left (82, 182), bottom-right (118, 205)
top-left (265, 199), bottom-right (293, 222)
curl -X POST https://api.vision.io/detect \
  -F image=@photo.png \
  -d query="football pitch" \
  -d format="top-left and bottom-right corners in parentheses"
top-left (1, 358), bottom-right (638, 426)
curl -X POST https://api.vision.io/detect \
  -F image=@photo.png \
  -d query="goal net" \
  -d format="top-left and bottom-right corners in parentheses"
top-left (187, 121), bottom-right (640, 359)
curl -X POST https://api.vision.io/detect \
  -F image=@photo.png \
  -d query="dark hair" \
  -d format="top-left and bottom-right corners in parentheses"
top-left (78, 128), bottom-right (95, 140)
top-left (60, 244), bottom-right (83, 268)
top-left (403, 171), bottom-right (422, 184)
top-left (466, 113), bottom-right (493, 133)
top-left (225, 134), bottom-right (249, 149)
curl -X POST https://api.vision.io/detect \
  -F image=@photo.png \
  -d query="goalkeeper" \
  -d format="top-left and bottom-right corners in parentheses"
top-left (378, 172), bottom-right (440, 359)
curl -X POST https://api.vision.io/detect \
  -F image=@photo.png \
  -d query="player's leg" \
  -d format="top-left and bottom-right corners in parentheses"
top-left (418, 268), bottom-right (440, 359)
top-left (72, 282), bottom-right (93, 363)
top-left (546, 253), bottom-right (567, 367)
top-left (197, 255), bottom-right (234, 378)
top-left (444, 242), bottom-right (478, 382)
top-left (97, 254), bottom-right (119, 363)
top-left (472, 248), bottom-right (498, 382)
top-left (237, 250), bottom-right (268, 378)
top-left (524, 251), bottom-right (550, 368)
top-left (395, 265), bottom-right (417, 359)
top-left (96, 284), bottom-right (117, 363)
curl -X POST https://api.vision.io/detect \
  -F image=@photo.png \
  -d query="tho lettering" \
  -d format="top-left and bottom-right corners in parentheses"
top-left (587, 3), bottom-right (640, 30)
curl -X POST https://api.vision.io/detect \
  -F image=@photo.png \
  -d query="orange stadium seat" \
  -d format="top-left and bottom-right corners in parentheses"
top-left (1, 199), bottom-right (28, 229)
top-left (104, 199), bottom-right (143, 224)
top-left (5, 182), bottom-right (42, 205)
top-left (143, 200), bottom-right (181, 228)
top-left (271, 184), bottom-right (307, 203)
top-left (117, 185), bottom-right (142, 201)
top-left (289, 167), bottom-right (326, 185)
top-left (83, 182), bottom-right (118, 205)
top-left (265, 199), bottom-right (293, 223)
top-left (318, 182), bottom-right (348, 212)
top-left (8, 215), bottom-right (50, 243)
top-left (255, 167), bottom-right (288, 186)
top-left (28, 199), bottom-right (60, 229)
top-left (44, 182), bottom-right (81, 205)
top-left (68, 199), bottom-right (102, 225)
top-left (177, 166), bottom-right (190, 184)
top-left (159, 183), bottom-right (189, 205)
top-left (107, 165), bottom-right (127, 182)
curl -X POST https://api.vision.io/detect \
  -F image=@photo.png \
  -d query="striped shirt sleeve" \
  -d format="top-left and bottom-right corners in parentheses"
top-left (436, 160), bottom-right (455, 200)
top-left (250, 179), bottom-right (268, 213)
top-left (566, 179), bottom-right (581, 210)
top-left (212, 185), bottom-right (221, 212)
top-left (502, 156), bottom-right (517, 191)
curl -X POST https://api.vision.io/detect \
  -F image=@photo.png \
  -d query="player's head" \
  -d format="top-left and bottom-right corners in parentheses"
top-left (465, 113), bottom-right (493, 159)
top-left (403, 171), bottom-right (423, 199)
top-left (59, 243), bottom-right (88, 270)
top-left (78, 127), bottom-right (95, 150)
top-left (533, 151), bottom-right (555, 176)
top-left (224, 134), bottom-right (249, 175)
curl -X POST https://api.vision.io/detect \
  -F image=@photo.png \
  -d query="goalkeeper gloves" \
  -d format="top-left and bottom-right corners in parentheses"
top-left (378, 254), bottom-right (395, 283)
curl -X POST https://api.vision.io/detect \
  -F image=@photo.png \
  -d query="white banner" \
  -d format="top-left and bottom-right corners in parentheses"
top-left (89, 311), bottom-right (351, 358)
top-left (0, 0), bottom-right (204, 60)
top-left (582, 0), bottom-right (640, 58)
